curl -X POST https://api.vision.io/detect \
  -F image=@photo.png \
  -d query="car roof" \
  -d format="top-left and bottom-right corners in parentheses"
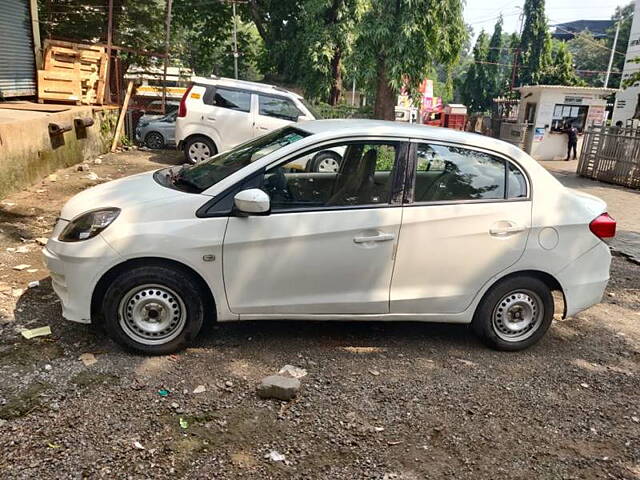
top-left (192, 76), bottom-right (302, 99)
top-left (296, 119), bottom-right (527, 161)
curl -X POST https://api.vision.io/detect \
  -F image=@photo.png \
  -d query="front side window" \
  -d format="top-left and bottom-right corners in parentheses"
top-left (262, 142), bottom-right (398, 211)
top-left (212, 87), bottom-right (251, 112)
top-left (414, 144), bottom-right (508, 202)
top-left (259, 95), bottom-right (301, 121)
top-left (172, 127), bottom-right (310, 192)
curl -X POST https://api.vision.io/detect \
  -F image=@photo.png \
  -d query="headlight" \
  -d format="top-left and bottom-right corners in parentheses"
top-left (59, 208), bottom-right (120, 242)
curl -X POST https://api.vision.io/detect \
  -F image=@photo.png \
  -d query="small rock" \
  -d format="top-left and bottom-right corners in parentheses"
top-left (93, 158), bottom-right (103, 165)
top-left (133, 441), bottom-right (145, 450)
top-left (12, 288), bottom-right (24, 297)
top-left (265, 450), bottom-right (286, 462)
top-left (79, 353), bottom-right (97, 366)
top-left (76, 164), bottom-right (89, 171)
top-left (369, 369), bottom-right (380, 376)
top-left (457, 358), bottom-right (477, 366)
top-left (28, 281), bottom-right (39, 289)
top-left (607, 292), bottom-right (616, 298)
top-left (13, 264), bottom-right (31, 271)
top-left (225, 380), bottom-right (234, 388)
top-left (26, 269), bottom-right (39, 273)
top-left (631, 416), bottom-right (640, 423)
top-left (257, 375), bottom-right (301, 401)
top-left (170, 402), bottom-right (179, 409)
top-left (279, 365), bottom-right (308, 379)
top-left (44, 364), bottom-right (52, 371)
top-left (15, 246), bottom-right (30, 254)
top-left (193, 385), bottom-right (206, 394)
top-left (48, 174), bottom-right (58, 182)
top-left (35, 238), bottom-right (48, 246)
top-left (580, 383), bottom-right (590, 389)
top-left (85, 172), bottom-right (99, 181)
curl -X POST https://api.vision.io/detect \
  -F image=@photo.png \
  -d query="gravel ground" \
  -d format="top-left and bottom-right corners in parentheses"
top-left (0, 150), bottom-right (639, 479)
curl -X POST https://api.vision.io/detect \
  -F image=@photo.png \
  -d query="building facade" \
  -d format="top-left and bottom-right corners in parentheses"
top-left (612, 0), bottom-right (640, 124)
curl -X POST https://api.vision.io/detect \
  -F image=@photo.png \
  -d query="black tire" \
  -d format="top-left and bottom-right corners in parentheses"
top-left (144, 131), bottom-right (165, 150)
top-left (308, 151), bottom-right (342, 173)
top-left (472, 275), bottom-right (554, 351)
top-left (184, 135), bottom-right (217, 164)
top-left (102, 265), bottom-right (204, 355)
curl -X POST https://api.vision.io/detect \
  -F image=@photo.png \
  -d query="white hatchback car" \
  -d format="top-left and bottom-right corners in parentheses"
top-left (44, 120), bottom-right (615, 354)
top-left (175, 77), bottom-right (346, 172)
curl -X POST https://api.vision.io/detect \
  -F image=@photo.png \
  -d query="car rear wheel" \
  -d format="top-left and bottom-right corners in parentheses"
top-left (144, 131), bottom-right (165, 150)
top-left (102, 265), bottom-right (204, 354)
top-left (472, 275), bottom-right (553, 351)
top-left (309, 152), bottom-right (341, 173)
top-left (184, 136), bottom-right (217, 164)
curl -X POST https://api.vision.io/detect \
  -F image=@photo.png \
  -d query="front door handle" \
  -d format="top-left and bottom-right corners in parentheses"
top-left (489, 223), bottom-right (526, 236)
top-left (353, 233), bottom-right (395, 244)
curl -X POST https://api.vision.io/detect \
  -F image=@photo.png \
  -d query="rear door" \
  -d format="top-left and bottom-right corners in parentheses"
top-left (390, 141), bottom-right (532, 314)
top-left (204, 86), bottom-right (253, 150)
top-left (252, 93), bottom-right (303, 137)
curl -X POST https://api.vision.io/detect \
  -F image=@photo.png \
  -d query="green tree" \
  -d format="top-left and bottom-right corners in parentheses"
top-left (542, 40), bottom-right (580, 85)
top-left (518, 0), bottom-right (552, 86)
top-left (567, 31), bottom-right (610, 86)
top-left (461, 31), bottom-right (491, 113)
top-left (486, 16), bottom-right (505, 100)
top-left (354, 0), bottom-right (465, 120)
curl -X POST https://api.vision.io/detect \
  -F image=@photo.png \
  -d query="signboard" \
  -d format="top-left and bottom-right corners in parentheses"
top-left (586, 105), bottom-right (606, 127)
top-left (534, 127), bottom-right (545, 142)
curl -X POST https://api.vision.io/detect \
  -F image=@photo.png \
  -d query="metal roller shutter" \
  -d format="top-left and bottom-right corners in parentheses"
top-left (0, 0), bottom-right (36, 98)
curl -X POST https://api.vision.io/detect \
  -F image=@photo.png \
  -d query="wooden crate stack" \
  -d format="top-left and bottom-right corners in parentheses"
top-left (38, 40), bottom-right (108, 105)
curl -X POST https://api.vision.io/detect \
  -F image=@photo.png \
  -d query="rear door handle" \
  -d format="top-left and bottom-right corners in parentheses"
top-left (489, 224), bottom-right (526, 236)
top-left (353, 233), bottom-right (395, 244)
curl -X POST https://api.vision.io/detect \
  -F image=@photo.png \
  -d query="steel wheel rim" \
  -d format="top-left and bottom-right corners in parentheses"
top-left (188, 142), bottom-right (211, 163)
top-left (146, 133), bottom-right (163, 149)
top-left (492, 289), bottom-right (543, 342)
top-left (118, 284), bottom-right (187, 346)
top-left (317, 157), bottom-right (340, 172)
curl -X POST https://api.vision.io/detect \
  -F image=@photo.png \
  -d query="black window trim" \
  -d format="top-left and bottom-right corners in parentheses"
top-left (404, 139), bottom-right (531, 207)
top-left (196, 136), bottom-right (411, 218)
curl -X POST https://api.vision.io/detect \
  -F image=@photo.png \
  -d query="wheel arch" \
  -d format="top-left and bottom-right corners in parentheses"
top-left (479, 269), bottom-right (566, 318)
top-left (91, 257), bottom-right (217, 324)
top-left (182, 133), bottom-right (218, 153)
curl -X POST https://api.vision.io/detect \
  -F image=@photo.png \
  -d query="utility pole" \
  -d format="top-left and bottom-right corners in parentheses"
top-left (232, 0), bottom-right (239, 79)
top-left (163, 0), bottom-right (173, 113)
top-left (510, 8), bottom-right (525, 91)
top-left (105, 0), bottom-right (113, 104)
top-left (605, 20), bottom-right (621, 88)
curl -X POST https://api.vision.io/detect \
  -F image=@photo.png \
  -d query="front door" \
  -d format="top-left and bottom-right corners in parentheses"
top-left (391, 142), bottom-right (532, 314)
top-left (223, 141), bottom-right (405, 315)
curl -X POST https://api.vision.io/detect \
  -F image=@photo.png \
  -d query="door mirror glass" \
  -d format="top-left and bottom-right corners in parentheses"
top-left (234, 188), bottom-right (270, 215)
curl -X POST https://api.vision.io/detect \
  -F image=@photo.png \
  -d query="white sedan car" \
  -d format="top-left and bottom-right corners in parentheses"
top-left (43, 120), bottom-right (615, 354)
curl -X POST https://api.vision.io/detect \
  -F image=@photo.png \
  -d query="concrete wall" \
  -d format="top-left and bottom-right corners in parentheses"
top-left (0, 106), bottom-right (117, 199)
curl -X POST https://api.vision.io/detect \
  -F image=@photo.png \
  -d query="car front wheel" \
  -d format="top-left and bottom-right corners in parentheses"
top-left (472, 275), bottom-right (554, 351)
top-left (102, 265), bottom-right (204, 354)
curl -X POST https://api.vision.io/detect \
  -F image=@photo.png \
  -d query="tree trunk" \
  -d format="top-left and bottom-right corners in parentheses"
top-left (373, 57), bottom-right (396, 120)
top-left (327, 47), bottom-right (342, 106)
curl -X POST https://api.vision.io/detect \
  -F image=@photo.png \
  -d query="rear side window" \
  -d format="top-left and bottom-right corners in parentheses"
top-left (207, 87), bottom-right (251, 113)
top-left (259, 94), bottom-right (301, 121)
top-left (414, 144), bottom-right (506, 202)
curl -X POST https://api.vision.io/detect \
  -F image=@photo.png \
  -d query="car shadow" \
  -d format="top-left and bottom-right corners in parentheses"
top-left (145, 149), bottom-right (184, 166)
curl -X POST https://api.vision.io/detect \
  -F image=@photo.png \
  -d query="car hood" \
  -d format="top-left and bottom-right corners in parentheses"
top-left (59, 170), bottom-right (184, 220)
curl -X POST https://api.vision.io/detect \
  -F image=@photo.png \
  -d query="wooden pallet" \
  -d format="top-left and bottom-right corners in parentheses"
top-left (38, 40), bottom-right (108, 105)
top-left (37, 70), bottom-right (82, 104)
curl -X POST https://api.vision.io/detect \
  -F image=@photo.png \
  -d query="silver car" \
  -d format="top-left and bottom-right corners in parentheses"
top-left (135, 111), bottom-right (177, 149)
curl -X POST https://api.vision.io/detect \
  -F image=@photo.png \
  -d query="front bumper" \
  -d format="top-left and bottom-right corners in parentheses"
top-left (43, 233), bottom-right (121, 324)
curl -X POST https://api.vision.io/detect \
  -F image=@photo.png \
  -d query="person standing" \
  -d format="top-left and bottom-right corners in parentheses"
top-left (565, 123), bottom-right (578, 161)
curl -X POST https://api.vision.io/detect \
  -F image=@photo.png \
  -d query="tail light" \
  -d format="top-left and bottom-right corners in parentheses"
top-left (589, 212), bottom-right (616, 239)
top-left (178, 84), bottom-right (193, 118)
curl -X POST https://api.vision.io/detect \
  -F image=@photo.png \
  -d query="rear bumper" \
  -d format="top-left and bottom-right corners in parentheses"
top-left (557, 241), bottom-right (611, 317)
top-left (43, 235), bottom-right (121, 324)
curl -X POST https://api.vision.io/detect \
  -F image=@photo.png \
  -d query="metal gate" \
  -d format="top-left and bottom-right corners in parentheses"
top-left (0, 0), bottom-right (36, 98)
top-left (577, 125), bottom-right (640, 189)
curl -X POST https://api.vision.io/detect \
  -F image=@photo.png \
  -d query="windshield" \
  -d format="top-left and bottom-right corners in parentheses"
top-left (176, 126), bottom-right (310, 192)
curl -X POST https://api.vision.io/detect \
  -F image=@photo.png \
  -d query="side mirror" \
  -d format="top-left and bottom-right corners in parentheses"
top-left (234, 188), bottom-right (270, 215)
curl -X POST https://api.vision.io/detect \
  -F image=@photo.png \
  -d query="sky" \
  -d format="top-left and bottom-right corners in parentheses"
top-left (463, 0), bottom-right (632, 41)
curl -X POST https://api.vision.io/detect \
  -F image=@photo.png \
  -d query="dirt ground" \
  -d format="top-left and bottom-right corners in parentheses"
top-left (0, 150), bottom-right (639, 479)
